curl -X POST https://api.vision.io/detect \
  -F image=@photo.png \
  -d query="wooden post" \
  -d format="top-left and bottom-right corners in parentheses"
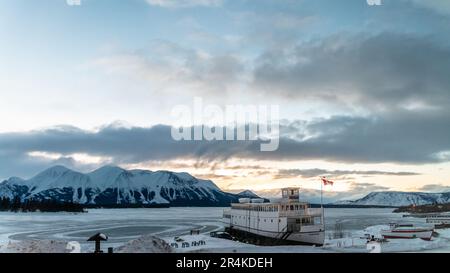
top-left (95, 240), bottom-right (102, 253)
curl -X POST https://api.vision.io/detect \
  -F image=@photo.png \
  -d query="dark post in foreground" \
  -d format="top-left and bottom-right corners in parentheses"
top-left (87, 233), bottom-right (109, 253)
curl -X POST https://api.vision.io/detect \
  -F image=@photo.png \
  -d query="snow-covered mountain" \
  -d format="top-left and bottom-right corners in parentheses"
top-left (335, 191), bottom-right (450, 207)
top-left (237, 190), bottom-right (260, 198)
top-left (0, 165), bottom-right (261, 207)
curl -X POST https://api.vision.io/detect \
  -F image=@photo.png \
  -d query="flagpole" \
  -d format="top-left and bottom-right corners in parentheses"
top-left (320, 177), bottom-right (325, 232)
top-left (320, 177), bottom-right (323, 208)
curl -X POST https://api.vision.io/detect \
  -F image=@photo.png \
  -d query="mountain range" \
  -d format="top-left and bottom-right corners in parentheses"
top-left (335, 191), bottom-right (450, 207)
top-left (0, 165), bottom-right (262, 207)
top-left (2, 165), bottom-right (449, 208)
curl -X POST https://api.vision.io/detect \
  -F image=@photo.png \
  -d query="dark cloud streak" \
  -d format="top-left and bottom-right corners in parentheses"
top-left (1, 111), bottom-right (450, 179)
top-left (275, 168), bottom-right (420, 179)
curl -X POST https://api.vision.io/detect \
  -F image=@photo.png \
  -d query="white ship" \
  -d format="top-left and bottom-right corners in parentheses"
top-left (381, 223), bottom-right (434, 241)
top-left (426, 213), bottom-right (450, 228)
top-left (222, 187), bottom-right (325, 246)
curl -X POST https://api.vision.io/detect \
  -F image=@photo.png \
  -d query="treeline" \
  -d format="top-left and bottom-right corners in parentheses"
top-left (394, 203), bottom-right (450, 214)
top-left (0, 197), bottom-right (85, 213)
top-left (84, 203), bottom-right (170, 209)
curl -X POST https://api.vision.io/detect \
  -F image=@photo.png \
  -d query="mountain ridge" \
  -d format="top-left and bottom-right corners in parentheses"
top-left (0, 165), bottom-right (262, 207)
top-left (334, 191), bottom-right (450, 207)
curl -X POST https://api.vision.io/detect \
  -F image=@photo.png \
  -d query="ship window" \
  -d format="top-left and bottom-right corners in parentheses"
top-left (301, 218), bottom-right (312, 225)
top-left (271, 219), bottom-right (273, 223)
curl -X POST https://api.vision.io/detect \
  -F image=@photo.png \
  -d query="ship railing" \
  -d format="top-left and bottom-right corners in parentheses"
top-left (307, 208), bottom-right (324, 215)
top-left (279, 208), bottom-right (323, 217)
top-left (279, 211), bottom-right (308, 217)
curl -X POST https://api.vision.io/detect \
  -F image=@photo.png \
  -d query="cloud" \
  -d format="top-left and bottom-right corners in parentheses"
top-left (93, 40), bottom-right (245, 95)
top-left (275, 112), bottom-right (450, 164)
top-left (247, 182), bottom-right (390, 203)
top-left (2, 109), bottom-right (450, 178)
top-left (92, 32), bottom-right (450, 112)
top-left (0, 124), bottom-right (254, 179)
top-left (0, 107), bottom-right (450, 176)
top-left (417, 184), bottom-right (450, 193)
top-left (232, 11), bottom-right (319, 49)
top-left (275, 168), bottom-right (420, 179)
top-left (253, 32), bottom-right (450, 111)
top-left (146, 0), bottom-right (222, 8)
top-left (404, 0), bottom-right (450, 15)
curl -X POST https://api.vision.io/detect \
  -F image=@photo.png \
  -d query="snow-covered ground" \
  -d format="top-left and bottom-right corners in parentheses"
top-left (163, 234), bottom-right (331, 253)
top-left (0, 240), bottom-right (72, 253)
top-left (115, 235), bottom-right (173, 253)
top-left (1, 207), bottom-right (450, 253)
top-left (0, 207), bottom-right (227, 252)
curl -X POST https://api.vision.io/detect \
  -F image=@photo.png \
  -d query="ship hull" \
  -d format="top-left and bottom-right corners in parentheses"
top-left (226, 227), bottom-right (325, 246)
top-left (381, 230), bottom-right (433, 240)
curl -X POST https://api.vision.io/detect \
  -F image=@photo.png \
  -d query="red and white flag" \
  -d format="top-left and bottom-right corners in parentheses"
top-left (321, 177), bottom-right (334, 186)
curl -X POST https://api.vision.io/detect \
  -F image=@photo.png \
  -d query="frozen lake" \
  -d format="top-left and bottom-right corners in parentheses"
top-left (0, 208), bottom-right (434, 252)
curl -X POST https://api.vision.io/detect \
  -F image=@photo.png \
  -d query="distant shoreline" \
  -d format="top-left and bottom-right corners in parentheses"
top-left (311, 204), bottom-right (398, 209)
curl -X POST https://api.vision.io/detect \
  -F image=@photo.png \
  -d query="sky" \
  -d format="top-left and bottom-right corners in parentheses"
top-left (1, 0), bottom-right (450, 201)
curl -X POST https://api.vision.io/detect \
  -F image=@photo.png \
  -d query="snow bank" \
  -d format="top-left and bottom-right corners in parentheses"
top-left (362, 224), bottom-right (390, 238)
top-left (164, 234), bottom-right (252, 253)
top-left (0, 240), bottom-right (72, 253)
top-left (324, 225), bottom-right (450, 253)
top-left (163, 234), bottom-right (331, 253)
top-left (380, 238), bottom-right (447, 252)
top-left (195, 245), bottom-right (331, 253)
top-left (115, 235), bottom-right (173, 253)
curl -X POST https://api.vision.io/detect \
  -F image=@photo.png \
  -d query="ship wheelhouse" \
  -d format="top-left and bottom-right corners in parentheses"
top-left (222, 187), bottom-right (325, 246)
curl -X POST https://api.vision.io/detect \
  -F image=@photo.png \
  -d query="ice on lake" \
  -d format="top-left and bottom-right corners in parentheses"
top-left (0, 208), bottom-right (449, 253)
